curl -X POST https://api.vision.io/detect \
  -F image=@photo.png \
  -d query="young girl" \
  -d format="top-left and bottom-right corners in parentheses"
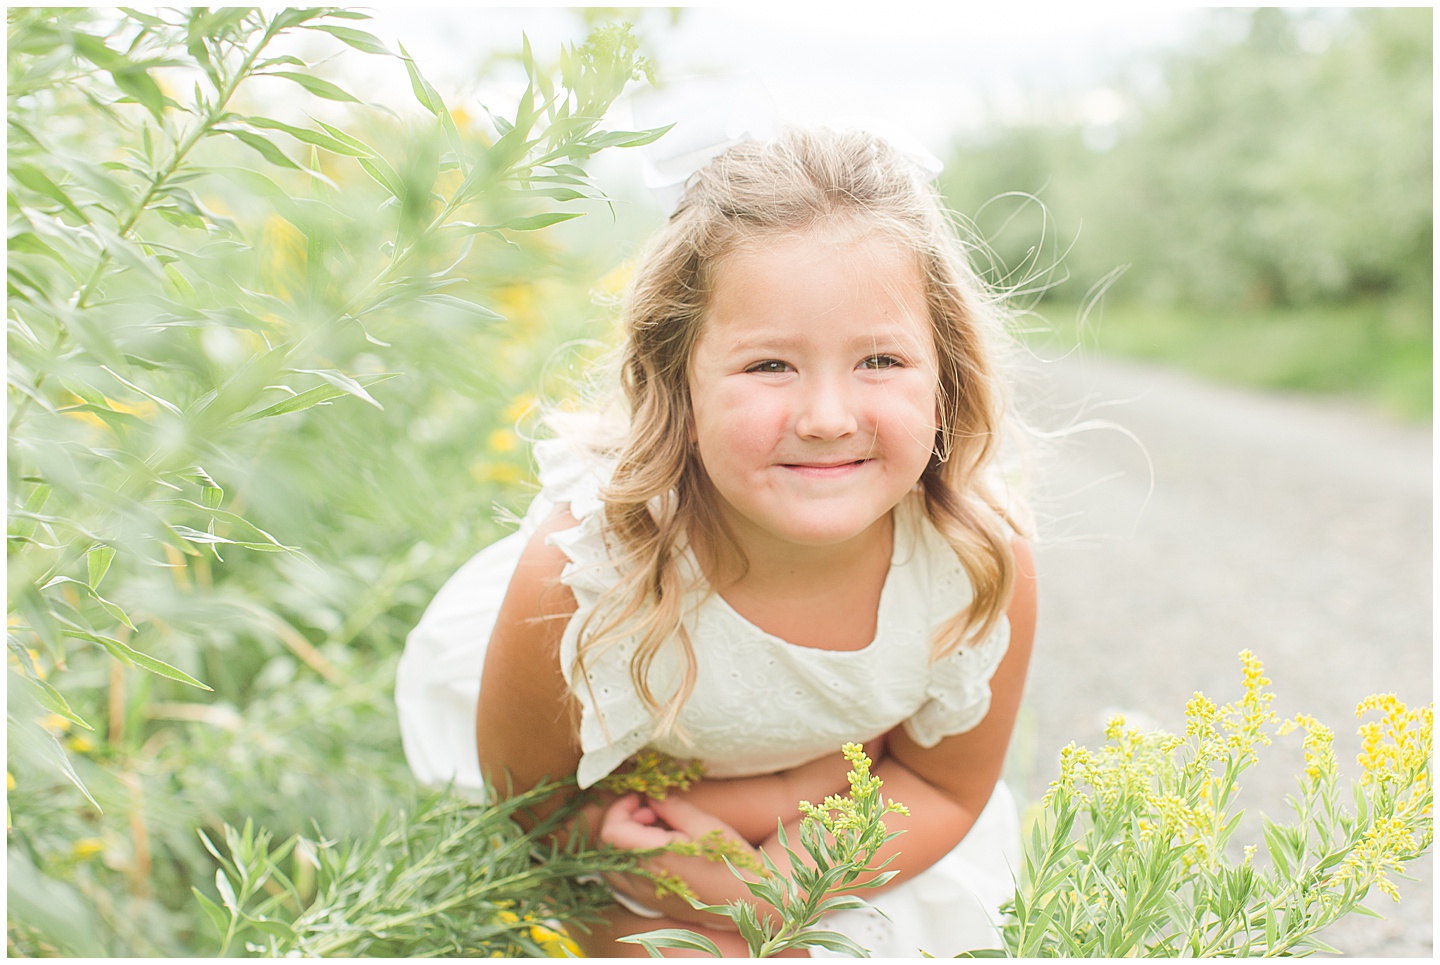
top-left (395, 127), bottom-right (1037, 958)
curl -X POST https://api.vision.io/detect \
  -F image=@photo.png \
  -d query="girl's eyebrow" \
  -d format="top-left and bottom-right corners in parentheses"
top-left (719, 326), bottom-right (930, 354)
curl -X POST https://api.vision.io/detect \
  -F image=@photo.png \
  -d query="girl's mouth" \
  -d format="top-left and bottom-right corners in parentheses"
top-left (780, 459), bottom-right (869, 476)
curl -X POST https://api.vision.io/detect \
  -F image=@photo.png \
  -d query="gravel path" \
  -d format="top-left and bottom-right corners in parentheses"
top-left (1009, 351), bottom-right (1432, 957)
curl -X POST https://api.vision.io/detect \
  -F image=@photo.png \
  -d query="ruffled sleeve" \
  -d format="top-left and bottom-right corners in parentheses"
top-left (902, 617), bottom-right (1011, 747)
top-left (534, 437), bottom-right (660, 789)
top-left (901, 511), bottom-right (1013, 747)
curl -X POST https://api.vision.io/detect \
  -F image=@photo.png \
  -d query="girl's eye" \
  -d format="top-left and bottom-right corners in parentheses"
top-left (747, 360), bottom-right (791, 374)
top-left (861, 354), bottom-right (902, 370)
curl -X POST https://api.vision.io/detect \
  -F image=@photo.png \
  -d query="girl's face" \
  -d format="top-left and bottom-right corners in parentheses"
top-left (687, 228), bottom-right (939, 557)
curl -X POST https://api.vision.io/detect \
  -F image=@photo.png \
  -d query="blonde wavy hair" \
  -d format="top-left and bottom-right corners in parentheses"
top-left (564, 127), bottom-right (1025, 740)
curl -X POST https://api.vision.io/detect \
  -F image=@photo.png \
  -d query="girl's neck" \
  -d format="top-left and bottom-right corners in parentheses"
top-left (695, 511), bottom-right (896, 652)
top-left (697, 509), bottom-right (895, 597)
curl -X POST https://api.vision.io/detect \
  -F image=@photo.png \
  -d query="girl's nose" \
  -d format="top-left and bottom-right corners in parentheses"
top-left (795, 377), bottom-right (858, 440)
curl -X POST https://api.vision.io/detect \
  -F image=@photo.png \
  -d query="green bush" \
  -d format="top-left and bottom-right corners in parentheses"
top-left (7, 7), bottom-right (661, 954)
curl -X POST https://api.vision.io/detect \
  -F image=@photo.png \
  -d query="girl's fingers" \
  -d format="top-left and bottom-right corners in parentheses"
top-left (601, 793), bottom-right (689, 849)
top-left (647, 795), bottom-right (734, 837)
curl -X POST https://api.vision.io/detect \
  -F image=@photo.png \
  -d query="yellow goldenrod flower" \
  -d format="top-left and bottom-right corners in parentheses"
top-left (470, 462), bottom-right (523, 485)
top-left (486, 428), bottom-right (518, 453)
top-left (501, 393), bottom-right (537, 423)
top-left (1279, 713), bottom-right (1337, 783)
top-left (259, 214), bottom-right (306, 299)
top-left (72, 838), bottom-right (105, 859)
top-left (531, 921), bottom-right (583, 957)
top-left (41, 713), bottom-right (71, 733)
top-left (599, 260), bottom-right (633, 295)
top-left (598, 749), bottom-right (705, 799)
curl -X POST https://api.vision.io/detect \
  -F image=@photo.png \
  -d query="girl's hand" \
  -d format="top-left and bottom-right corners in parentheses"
top-left (600, 793), bottom-right (766, 929)
top-left (599, 793), bottom-right (686, 850)
top-left (600, 793), bottom-right (753, 852)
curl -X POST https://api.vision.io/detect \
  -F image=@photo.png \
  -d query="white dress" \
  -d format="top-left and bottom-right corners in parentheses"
top-left (395, 438), bottom-right (1021, 957)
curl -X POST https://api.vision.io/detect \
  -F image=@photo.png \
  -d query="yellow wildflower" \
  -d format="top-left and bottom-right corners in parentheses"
top-left (66, 735), bottom-right (96, 754)
top-left (1217, 650), bottom-right (1276, 761)
top-left (1327, 815), bottom-right (1419, 902)
top-left (259, 214), bottom-right (306, 299)
top-left (598, 749), bottom-right (704, 800)
top-left (1355, 695), bottom-right (1433, 786)
top-left (1278, 713), bottom-right (1336, 783)
top-left (41, 713), bottom-right (71, 733)
top-left (72, 838), bottom-right (105, 859)
top-left (470, 462), bottom-right (523, 485)
top-left (599, 260), bottom-right (633, 295)
top-left (530, 921), bottom-right (583, 957)
top-left (501, 393), bottom-right (537, 423)
top-left (486, 428), bottom-right (518, 453)
top-left (6, 771), bottom-right (14, 791)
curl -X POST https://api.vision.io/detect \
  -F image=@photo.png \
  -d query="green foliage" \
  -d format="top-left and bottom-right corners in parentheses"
top-left (7, 7), bottom-right (661, 955)
top-left (195, 783), bottom-right (634, 957)
top-left (623, 743), bottom-right (911, 958)
top-left (1046, 297), bottom-right (1432, 421)
top-left (947, 9), bottom-right (1431, 311)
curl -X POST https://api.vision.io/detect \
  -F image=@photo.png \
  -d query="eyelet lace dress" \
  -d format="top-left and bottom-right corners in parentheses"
top-left (395, 438), bottom-right (1021, 957)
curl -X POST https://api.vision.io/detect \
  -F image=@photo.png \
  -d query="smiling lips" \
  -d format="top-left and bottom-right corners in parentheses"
top-left (779, 458), bottom-right (871, 478)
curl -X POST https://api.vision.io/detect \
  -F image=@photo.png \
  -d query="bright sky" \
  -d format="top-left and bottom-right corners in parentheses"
top-left (339, 5), bottom-right (1201, 214)
top-left (361, 5), bottom-right (1199, 144)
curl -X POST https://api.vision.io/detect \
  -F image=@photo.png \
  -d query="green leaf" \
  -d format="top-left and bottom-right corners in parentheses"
top-left (99, 364), bottom-right (182, 417)
top-left (264, 71), bottom-right (361, 104)
top-left (238, 373), bottom-right (399, 422)
top-left (290, 368), bottom-right (384, 409)
top-left (193, 888), bottom-right (231, 938)
top-left (81, 643), bottom-right (174, 687)
top-left (618, 929), bottom-right (724, 957)
top-left (215, 868), bottom-right (238, 909)
top-left (111, 65), bottom-right (167, 121)
top-left (41, 728), bottom-right (101, 812)
top-left (246, 117), bottom-right (373, 157)
top-left (587, 125), bottom-right (674, 150)
top-left (399, 42), bottom-right (444, 116)
top-left (28, 675), bottom-right (94, 732)
top-left (458, 212), bottom-right (584, 234)
top-left (357, 157), bottom-right (405, 199)
top-left (10, 163), bottom-right (87, 220)
top-left (524, 185), bottom-right (589, 202)
top-left (417, 293), bottom-right (504, 320)
top-left (301, 23), bottom-right (392, 55)
top-left (224, 129), bottom-right (300, 169)
top-left (42, 575), bottom-right (136, 631)
top-left (790, 930), bottom-right (870, 955)
top-left (86, 544), bottom-right (116, 588)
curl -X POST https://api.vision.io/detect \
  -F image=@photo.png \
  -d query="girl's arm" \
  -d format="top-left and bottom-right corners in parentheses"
top-left (671, 737), bottom-right (889, 845)
top-left (474, 509), bottom-right (742, 927)
top-left (475, 508), bottom-right (604, 832)
top-left (757, 536), bottom-right (1039, 892)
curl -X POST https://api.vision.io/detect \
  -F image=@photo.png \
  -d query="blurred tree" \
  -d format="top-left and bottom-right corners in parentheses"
top-left (944, 8), bottom-right (1431, 314)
